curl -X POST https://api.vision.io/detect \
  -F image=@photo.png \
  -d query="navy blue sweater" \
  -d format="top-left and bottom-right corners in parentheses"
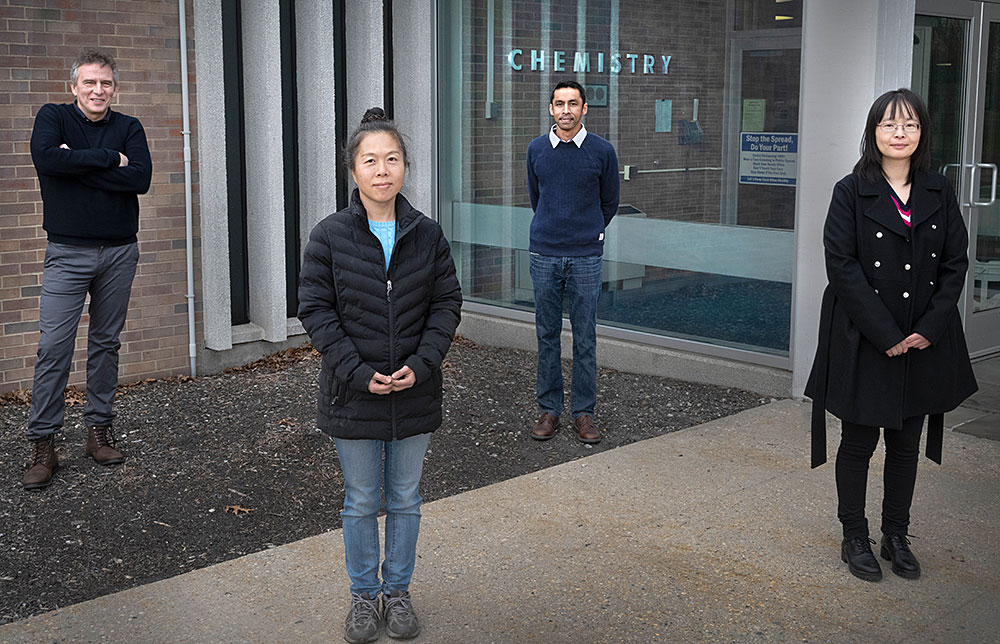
top-left (526, 130), bottom-right (619, 256)
top-left (30, 103), bottom-right (152, 246)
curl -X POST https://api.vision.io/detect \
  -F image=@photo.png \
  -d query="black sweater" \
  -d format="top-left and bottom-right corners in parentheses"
top-left (29, 103), bottom-right (152, 246)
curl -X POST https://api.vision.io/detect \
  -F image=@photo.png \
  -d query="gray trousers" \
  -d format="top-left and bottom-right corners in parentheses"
top-left (27, 241), bottom-right (139, 440)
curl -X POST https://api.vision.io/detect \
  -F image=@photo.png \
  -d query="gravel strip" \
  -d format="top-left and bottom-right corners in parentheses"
top-left (0, 337), bottom-right (771, 624)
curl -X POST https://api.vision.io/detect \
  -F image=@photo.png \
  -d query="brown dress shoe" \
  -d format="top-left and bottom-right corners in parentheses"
top-left (86, 425), bottom-right (124, 465)
top-left (531, 412), bottom-right (560, 441)
top-left (23, 436), bottom-right (58, 490)
top-left (574, 414), bottom-right (601, 444)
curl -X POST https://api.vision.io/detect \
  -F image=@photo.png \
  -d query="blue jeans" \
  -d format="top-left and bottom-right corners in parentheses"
top-left (529, 253), bottom-right (602, 418)
top-left (333, 433), bottom-right (431, 597)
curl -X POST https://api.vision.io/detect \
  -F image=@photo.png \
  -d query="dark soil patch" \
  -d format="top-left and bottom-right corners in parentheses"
top-left (0, 337), bottom-right (770, 624)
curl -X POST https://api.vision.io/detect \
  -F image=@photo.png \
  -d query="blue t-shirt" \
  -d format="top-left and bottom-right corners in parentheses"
top-left (368, 219), bottom-right (396, 269)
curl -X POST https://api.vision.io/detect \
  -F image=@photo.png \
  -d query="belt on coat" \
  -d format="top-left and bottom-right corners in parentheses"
top-left (810, 294), bottom-right (944, 467)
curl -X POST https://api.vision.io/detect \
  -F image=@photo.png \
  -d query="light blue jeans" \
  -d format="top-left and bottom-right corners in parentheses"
top-left (333, 433), bottom-right (431, 597)
top-left (529, 253), bottom-right (603, 418)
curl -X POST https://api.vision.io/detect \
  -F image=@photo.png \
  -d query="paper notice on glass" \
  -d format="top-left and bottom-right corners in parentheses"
top-left (742, 99), bottom-right (766, 132)
top-left (739, 132), bottom-right (798, 186)
top-left (655, 99), bottom-right (672, 133)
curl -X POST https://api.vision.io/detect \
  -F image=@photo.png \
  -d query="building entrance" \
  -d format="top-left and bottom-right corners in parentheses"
top-left (915, 0), bottom-right (1000, 357)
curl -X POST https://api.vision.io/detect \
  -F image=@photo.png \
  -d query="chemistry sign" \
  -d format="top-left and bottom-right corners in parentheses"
top-left (507, 49), bottom-right (673, 74)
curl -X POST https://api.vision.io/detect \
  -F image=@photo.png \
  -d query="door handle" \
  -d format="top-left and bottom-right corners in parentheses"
top-left (940, 163), bottom-right (997, 208)
top-left (971, 163), bottom-right (998, 207)
top-left (940, 163), bottom-right (967, 205)
top-left (940, 162), bottom-right (962, 179)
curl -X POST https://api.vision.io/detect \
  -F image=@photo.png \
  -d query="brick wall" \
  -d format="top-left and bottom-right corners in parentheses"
top-left (0, 0), bottom-right (200, 394)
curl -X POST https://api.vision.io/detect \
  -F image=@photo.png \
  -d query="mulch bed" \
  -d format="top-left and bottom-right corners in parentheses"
top-left (0, 337), bottom-right (769, 624)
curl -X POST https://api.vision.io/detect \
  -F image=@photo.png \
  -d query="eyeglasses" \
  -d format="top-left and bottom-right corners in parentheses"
top-left (878, 122), bottom-right (920, 134)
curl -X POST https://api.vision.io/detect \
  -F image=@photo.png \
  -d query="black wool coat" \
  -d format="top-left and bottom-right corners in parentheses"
top-left (805, 171), bottom-right (977, 467)
top-left (297, 191), bottom-right (462, 441)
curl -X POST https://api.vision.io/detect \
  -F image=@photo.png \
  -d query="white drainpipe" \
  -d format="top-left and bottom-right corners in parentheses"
top-left (177, 0), bottom-right (197, 377)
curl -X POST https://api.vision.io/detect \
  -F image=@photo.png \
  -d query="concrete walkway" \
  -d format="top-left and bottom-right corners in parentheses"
top-left (949, 356), bottom-right (1000, 441)
top-left (2, 399), bottom-right (998, 644)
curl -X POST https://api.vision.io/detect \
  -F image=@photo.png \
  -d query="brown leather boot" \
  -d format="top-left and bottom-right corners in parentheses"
top-left (86, 425), bottom-right (124, 465)
top-left (23, 436), bottom-right (58, 490)
top-left (574, 414), bottom-right (602, 444)
top-left (531, 412), bottom-right (560, 441)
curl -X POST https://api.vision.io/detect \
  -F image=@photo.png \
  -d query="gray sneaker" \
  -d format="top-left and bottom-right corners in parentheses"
top-left (382, 589), bottom-right (420, 639)
top-left (344, 592), bottom-right (380, 644)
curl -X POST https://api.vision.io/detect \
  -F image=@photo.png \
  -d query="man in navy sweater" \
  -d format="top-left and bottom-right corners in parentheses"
top-left (23, 49), bottom-right (152, 490)
top-left (526, 80), bottom-right (619, 444)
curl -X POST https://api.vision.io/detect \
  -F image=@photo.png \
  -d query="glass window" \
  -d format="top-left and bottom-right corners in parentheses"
top-left (280, 0), bottom-right (301, 318)
top-left (222, 0), bottom-right (304, 323)
top-left (222, 0), bottom-right (249, 325)
top-left (438, 0), bottom-right (801, 357)
top-left (913, 15), bottom-right (967, 180)
top-left (734, 0), bottom-right (802, 31)
top-left (973, 22), bottom-right (1000, 312)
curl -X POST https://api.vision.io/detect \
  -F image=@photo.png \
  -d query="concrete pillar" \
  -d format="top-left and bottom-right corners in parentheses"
top-left (241, 1), bottom-right (287, 343)
top-left (345, 0), bottom-right (385, 141)
top-left (296, 2), bottom-right (340, 239)
top-left (393, 0), bottom-right (436, 215)
top-left (193, 0), bottom-right (233, 351)
top-left (791, 0), bottom-right (915, 397)
top-left (875, 0), bottom-right (917, 93)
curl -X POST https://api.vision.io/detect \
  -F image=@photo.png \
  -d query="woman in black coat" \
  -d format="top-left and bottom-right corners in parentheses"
top-left (298, 108), bottom-right (461, 643)
top-left (806, 89), bottom-right (977, 583)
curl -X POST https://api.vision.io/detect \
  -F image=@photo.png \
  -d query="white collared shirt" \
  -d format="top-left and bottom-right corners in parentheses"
top-left (548, 123), bottom-right (588, 148)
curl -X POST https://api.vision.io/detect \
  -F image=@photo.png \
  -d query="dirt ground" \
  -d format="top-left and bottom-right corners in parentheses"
top-left (0, 337), bottom-right (770, 624)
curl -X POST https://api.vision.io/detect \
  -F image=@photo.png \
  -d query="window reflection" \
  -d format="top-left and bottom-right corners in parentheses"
top-left (438, 0), bottom-right (801, 356)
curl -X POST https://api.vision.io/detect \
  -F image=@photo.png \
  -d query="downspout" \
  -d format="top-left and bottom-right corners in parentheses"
top-left (177, 0), bottom-right (197, 376)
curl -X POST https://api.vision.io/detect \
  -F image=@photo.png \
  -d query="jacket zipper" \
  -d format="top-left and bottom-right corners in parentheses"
top-left (387, 276), bottom-right (397, 440)
top-left (357, 202), bottom-right (416, 441)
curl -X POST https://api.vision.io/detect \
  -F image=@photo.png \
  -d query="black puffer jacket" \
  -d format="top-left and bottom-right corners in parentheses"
top-left (297, 191), bottom-right (462, 440)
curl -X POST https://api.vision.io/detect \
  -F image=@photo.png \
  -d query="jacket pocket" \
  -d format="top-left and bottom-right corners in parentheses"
top-left (320, 370), bottom-right (350, 407)
top-left (332, 378), bottom-right (350, 406)
top-left (432, 367), bottom-right (443, 402)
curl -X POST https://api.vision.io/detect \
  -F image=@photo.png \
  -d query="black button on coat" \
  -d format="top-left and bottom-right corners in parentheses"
top-left (297, 191), bottom-right (462, 441)
top-left (805, 171), bottom-right (978, 467)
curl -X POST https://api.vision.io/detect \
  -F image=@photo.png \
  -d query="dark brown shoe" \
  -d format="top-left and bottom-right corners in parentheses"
top-left (574, 414), bottom-right (601, 444)
top-left (531, 412), bottom-right (560, 441)
top-left (86, 425), bottom-right (124, 465)
top-left (23, 436), bottom-right (58, 490)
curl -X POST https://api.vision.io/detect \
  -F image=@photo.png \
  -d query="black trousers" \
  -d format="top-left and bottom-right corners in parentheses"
top-left (836, 415), bottom-right (925, 539)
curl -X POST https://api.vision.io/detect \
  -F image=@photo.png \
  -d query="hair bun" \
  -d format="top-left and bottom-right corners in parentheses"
top-left (361, 107), bottom-right (387, 124)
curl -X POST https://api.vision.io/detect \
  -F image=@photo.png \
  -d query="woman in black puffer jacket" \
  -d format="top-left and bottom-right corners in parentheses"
top-left (298, 108), bottom-right (461, 643)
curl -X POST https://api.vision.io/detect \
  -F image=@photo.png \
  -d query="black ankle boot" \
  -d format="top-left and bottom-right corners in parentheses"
top-left (841, 535), bottom-right (883, 582)
top-left (880, 533), bottom-right (921, 579)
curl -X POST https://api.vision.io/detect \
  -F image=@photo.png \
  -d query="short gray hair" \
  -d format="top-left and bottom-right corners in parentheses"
top-left (70, 48), bottom-right (118, 85)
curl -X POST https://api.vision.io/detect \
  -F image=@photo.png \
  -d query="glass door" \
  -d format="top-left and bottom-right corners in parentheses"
top-left (915, 0), bottom-right (1000, 357)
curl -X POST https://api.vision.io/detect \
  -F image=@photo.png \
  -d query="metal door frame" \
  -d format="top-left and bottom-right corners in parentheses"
top-left (721, 31), bottom-right (801, 226)
top-left (917, 0), bottom-right (1000, 356)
